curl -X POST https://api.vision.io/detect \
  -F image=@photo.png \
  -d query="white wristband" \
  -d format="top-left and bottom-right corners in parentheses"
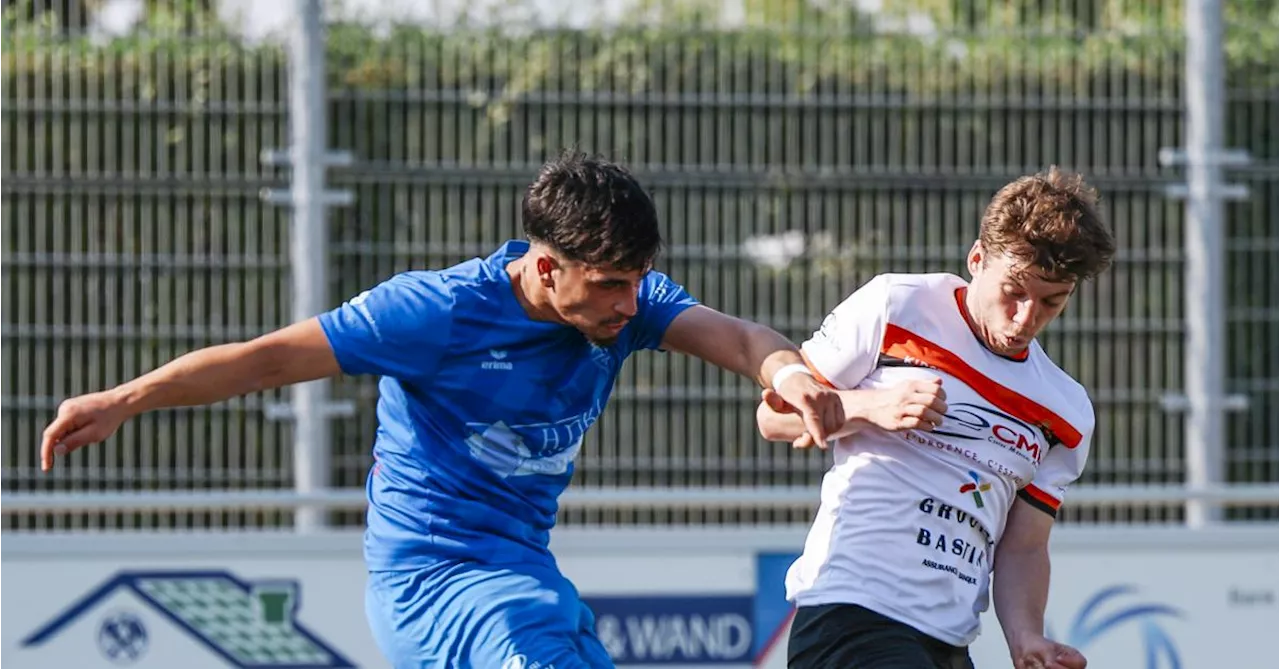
top-left (771, 363), bottom-right (813, 390)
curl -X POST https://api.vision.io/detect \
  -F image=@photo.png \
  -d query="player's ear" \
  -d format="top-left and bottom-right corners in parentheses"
top-left (535, 255), bottom-right (557, 288)
top-left (966, 241), bottom-right (984, 277)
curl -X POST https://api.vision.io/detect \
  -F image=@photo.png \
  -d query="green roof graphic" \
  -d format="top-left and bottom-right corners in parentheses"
top-left (23, 570), bottom-right (356, 668)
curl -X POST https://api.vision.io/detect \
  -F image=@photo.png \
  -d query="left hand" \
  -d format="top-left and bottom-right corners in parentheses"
top-left (1010, 635), bottom-right (1087, 669)
top-left (773, 372), bottom-right (844, 447)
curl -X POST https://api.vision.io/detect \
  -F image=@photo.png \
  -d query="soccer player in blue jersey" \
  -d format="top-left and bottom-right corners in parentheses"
top-left (40, 151), bottom-right (845, 668)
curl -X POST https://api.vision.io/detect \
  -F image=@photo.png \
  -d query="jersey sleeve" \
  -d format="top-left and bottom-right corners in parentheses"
top-left (627, 271), bottom-right (700, 352)
top-left (1018, 407), bottom-right (1095, 518)
top-left (318, 271), bottom-right (456, 380)
top-left (800, 275), bottom-right (890, 389)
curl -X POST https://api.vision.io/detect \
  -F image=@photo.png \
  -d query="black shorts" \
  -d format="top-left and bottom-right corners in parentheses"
top-left (788, 603), bottom-right (976, 669)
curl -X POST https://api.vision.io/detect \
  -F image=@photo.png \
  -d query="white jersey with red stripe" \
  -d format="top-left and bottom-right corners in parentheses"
top-left (786, 272), bottom-right (1094, 647)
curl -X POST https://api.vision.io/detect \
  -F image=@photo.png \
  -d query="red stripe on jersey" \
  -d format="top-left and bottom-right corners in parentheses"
top-left (881, 324), bottom-right (1083, 448)
top-left (800, 351), bottom-right (837, 388)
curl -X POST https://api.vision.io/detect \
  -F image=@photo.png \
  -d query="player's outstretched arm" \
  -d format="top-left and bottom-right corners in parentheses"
top-left (40, 318), bottom-right (341, 472)
top-left (756, 378), bottom-right (948, 447)
top-left (659, 305), bottom-right (844, 444)
top-left (993, 498), bottom-right (1087, 669)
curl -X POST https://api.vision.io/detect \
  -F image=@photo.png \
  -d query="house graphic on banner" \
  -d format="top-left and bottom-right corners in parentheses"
top-left (21, 570), bottom-right (356, 668)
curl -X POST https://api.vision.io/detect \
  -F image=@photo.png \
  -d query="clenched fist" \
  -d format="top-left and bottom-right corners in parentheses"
top-left (863, 377), bottom-right (949, 432)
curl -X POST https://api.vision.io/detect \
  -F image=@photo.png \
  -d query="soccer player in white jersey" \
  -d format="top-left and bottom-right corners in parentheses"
top-left (757, 168), bottom-right (1116, 669)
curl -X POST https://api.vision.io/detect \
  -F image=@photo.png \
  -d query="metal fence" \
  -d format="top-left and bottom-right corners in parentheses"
top-left (3, 0), bottom-right (1277, 530)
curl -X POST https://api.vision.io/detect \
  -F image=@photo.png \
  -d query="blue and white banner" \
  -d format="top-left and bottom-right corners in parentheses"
top-left (584, 596), bottom-right (754, 665)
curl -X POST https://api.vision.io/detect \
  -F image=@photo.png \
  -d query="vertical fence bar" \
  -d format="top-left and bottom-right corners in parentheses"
top-left (1182, 0), bottom-right (1228, 527)
top-left (288, 0), bottom-right (332, 532)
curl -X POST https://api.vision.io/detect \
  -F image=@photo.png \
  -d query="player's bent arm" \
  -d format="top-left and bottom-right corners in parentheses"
top-left (992, 497), bottom-right (1055, 655)
top-left (660, 305), bottom-right (803, 388)
top-left (116, 318), bottom-right (340, 413)
top-left (660, 305), bottom-right (846, 444)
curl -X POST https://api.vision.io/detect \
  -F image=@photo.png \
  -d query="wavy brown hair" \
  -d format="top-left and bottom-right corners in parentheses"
top-left (980, 167), bottom-right (1116, 283)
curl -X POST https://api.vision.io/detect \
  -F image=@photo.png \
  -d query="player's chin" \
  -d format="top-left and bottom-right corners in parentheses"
top-left (586, 333), bottom-right (621, 346)
top-left (586, 320), bottom-right (628, 345)
top-left (581, 325), bottom-right (621, 346)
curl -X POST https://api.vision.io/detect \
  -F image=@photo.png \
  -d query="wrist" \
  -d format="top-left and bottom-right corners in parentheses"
top-left (110, 382), bottom-right (152, 417)
top-left (839, 387), bottom-right (888, 429)
top-left (770, 363), bottom-right (812, 390)
top-left (838, 389), bottom-right (873, 422)
top-left (1004, 627), bottom-right (1044, 651)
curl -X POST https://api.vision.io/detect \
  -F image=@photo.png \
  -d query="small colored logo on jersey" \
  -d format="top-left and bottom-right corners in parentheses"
top-left (959, 470), bottom-right (992, 508)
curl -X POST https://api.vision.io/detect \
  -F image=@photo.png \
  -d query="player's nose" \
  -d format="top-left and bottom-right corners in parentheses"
top-left (1012, 298), bottom-right (1038, 328)
top-left (615, 291), bottom-right (639, 317)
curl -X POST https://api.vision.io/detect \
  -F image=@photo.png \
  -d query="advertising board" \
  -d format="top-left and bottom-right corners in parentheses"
top-left (3, 527), bottom-right (1274, 668)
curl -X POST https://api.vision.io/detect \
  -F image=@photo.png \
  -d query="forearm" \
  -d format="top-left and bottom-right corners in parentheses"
top-left (757, 389), bottom-right (877, 441)
top-left (733, 320), bottom-right (804, 388)
top-left (111, 342), bottom-right (282, 416)
top-left (111, 321), bottom-right (336, 417)
top-left (993, 543), bottom-right (1052, 648)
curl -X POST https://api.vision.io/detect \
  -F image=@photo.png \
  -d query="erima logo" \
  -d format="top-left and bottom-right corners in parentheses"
top-left (482, 349), bottom-right (513, 370)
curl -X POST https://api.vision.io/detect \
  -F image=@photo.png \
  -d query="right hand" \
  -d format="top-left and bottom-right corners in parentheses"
top-left (864, 377), bottom-right (948, 432)
top-left (761, 388), bottom-right (826, 450)
top-left (41, 390), bottom-right (131, 472)
top-left (1010, 635), bottom-right (1087, 669)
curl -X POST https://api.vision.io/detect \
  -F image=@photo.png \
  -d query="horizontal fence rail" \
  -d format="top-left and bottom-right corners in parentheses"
top-left (3, 485), bottom-right (1278, 514)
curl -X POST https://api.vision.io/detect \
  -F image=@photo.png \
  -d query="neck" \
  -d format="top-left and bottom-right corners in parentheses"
top-left (962, 287), bottom-right (984, 338)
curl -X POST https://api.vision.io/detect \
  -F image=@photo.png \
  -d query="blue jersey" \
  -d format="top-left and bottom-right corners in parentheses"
top-left (319, 240), bottom-right (698, 570)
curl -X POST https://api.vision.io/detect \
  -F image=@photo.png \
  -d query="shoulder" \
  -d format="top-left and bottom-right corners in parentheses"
top-left (1027, 344), bottom-right (1097, 429)
top-left (846, 272), bottom-right (964, 299)
top-left (432, 257), bottom-right (488, 288)
top-left (639, 269), bottom-right (682, 298)
top-left (842, 272), bottom-right (963, 319)
top-left (378, 270), bottom-right (457, 305)
top-left (636, 270), bottom-right (697, 309)
top-left (879, 272), bottom-right (965, 301)
top-left (415, 257), bottom-right (510, 306)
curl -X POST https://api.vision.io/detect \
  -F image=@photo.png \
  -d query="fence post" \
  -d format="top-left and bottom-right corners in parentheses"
top-left (262, 0), bottom-right (355, 532)
top-left (1164, 0), bottom-right (1252, 526)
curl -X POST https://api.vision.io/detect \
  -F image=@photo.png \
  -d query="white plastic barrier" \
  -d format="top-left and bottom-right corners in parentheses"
top-left (2, 526), bottom-right (1275, 668)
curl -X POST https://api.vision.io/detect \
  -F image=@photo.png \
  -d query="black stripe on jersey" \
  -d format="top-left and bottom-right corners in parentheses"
top-left (877, 354), bottom-right (928, 369)
top-left (1018, 489), bottom-right (1058, 518)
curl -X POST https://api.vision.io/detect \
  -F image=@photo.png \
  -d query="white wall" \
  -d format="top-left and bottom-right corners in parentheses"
top-left (3, 526), bottom-right (1276, 668)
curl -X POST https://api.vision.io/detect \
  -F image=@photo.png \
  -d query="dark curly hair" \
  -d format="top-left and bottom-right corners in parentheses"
top-left (522, 150), bottom-right (662, 271)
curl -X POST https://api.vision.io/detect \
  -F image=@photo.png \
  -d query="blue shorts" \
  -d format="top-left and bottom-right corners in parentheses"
top-left (365, 561), bottom-right (614, 669)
